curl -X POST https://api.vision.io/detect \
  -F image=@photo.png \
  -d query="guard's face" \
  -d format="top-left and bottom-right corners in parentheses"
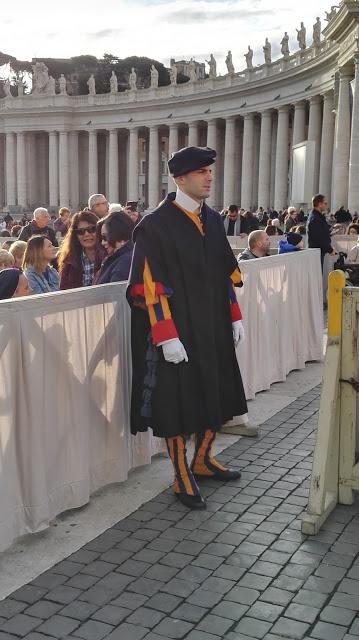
top-left (177, 166), bottom-right (213, 200)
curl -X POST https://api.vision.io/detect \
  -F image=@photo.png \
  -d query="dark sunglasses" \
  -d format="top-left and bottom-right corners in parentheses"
top-left (75, 225), bottom-right (97, 236)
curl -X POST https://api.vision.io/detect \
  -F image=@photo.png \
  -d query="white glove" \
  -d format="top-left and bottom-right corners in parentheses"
top-left (232, 320), bottom-right (245, 346)
top-left (160, 338), bottom-right (189, 364)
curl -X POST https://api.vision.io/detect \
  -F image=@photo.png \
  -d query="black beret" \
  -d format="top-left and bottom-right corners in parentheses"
top-left (0, 268), bottom-right (21, 300)
top-left (168, 146), bottom-right (216, 178)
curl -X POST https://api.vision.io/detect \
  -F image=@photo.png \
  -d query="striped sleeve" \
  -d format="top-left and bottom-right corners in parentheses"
top-left (229, 267), bottom-right (243, 322)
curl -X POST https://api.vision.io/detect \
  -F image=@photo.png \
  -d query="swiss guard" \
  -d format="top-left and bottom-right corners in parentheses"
top-left (127, 146), bottom-right (247, 509)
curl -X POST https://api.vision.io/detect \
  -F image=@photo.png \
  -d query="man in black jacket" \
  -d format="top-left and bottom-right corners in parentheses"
top-left (18, 208), bottom-right (58, 247)
top-left (307, 194), bottom-right (336, 268)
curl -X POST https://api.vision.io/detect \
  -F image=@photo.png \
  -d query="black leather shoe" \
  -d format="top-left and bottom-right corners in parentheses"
top-left (176, 493), bottom-right (207, 510)
top-left (194, 468), bottom-right (241, 482)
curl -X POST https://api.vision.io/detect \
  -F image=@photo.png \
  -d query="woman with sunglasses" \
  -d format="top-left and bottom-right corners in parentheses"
top-left (96, 211), bottom-right (135, 284)
top-left (58, 210), bottom-right (103, 290)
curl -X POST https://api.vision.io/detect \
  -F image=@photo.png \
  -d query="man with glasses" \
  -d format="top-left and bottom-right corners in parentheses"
top-left (307, 194), bottom-right (336, 269)
top-left (19, 207), bottom-right (59, 246)
top-left (88, 194), bottom-right (109, 219)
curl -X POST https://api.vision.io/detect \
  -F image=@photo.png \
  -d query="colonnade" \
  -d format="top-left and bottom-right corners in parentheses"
top-left (1, 58), bottom-right (358, 213)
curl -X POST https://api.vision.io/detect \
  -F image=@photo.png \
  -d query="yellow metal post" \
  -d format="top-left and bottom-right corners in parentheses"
top-left (328, 270), bottom-right (346, 341)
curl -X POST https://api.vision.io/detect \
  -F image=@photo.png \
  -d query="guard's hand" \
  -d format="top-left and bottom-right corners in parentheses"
top-left (232, 320), bottom-right (245, 346)
top-left (161, 338), bottom-right (189, 364)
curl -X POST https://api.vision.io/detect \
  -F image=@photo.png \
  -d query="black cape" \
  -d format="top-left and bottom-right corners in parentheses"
top-left (127, 194), bottom-right (248, 438)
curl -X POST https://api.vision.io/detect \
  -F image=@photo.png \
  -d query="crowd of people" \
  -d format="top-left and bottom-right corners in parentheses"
top-left (0, 187), bottom-right (358, 303)
top-left (0, 196), bottom-right (139, 301)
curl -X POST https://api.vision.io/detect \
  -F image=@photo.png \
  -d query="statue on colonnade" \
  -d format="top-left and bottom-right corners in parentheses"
top-left (87, 74), bottom-right (96, 95)
top-left (48, 75), bottom-right (56, 95)
top-left (110, 70), bottom-right (118, 93)
top-left (17, 77), bottom-right (25, 96)
top-left (169, 62), bottom-right (178, 85)
top-left (263, 38), bottom-right (272, 65)
top-left (281, 32), bottom-right (290, 59)
top-left (325, 6), bottom-right (340, 21)
top-left (32, 61), bottom-right (51, 94)
top-left (206, 54), bottom-right (217, 78)
top-left (225, 51), bottom-right (235, 75)
top-left (3, 80), bottom-right (12, 97)
top-left (188, 59), bottom-right (197, 82)
top-left (296, 22), bottom-right (307, 50)
top-left (150, 64), bottom-right (159, 88)
top-left (129, 67), bottom-right (137, 90)
top-left (245, 46), bottom-right (253, 70)
top-left (59, 74), bottom-right (67, 95)
top-left (313, 17), bottom-right (321, 46)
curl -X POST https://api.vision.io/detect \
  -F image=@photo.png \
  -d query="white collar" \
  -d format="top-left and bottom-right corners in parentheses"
top-left (175, 188), bottom-right (202, 214)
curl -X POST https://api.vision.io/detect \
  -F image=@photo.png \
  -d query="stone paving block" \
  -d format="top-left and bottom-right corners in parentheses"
top-left (284, 603), bottom-right (320, 624)
top-left (52, 560), bottom-right (84, 578)
top-left (31, 573), bottom-right (69, 590)
top-left (99, 549), bottom-right (133, 565)
top-left (246, 602), bottom-right (284, 623)
top-left (212, 564), bottom-right (246, 581)
top-left (200, 576), bottom-right (235, 594)
top-left (126, 607), bottom-right (165, 628)
top-left (128, 577), bottom-right (165, 598)
top-left (304, 576), bottom-right (339, 595)
top-left (292, 590), bottom-right (328, 609)
top-left (187, 589), bottom-right (223, 608)
top-left (24, 601), bottom-right (62, 620)
top-left (238, 573), bottom-right (272, 591)
top-left (145, 593), bottom-right (182, 613)
top-left (250, 561), bottom-right (282, 578)
top-left (176, 566), bottom-right (211, 584)
top-left (235, 616), bottom-right (273, 638)
top-left (338, 579), bottom-right (359, 596)
top-left (270, 617), bottom-right (310, 639)
top-left (211, 601), bottom-right (248, 621)
top-left (162, 578), bottom-right (197, 598)
top-left (171, 603), bottom-right (208, 623)
top-left (236, 542), bottom-right (267, 557)
top-left (311, 621), bottom-right (347, 640)
top-left (185, 632), bottom-right (221, 640)
top-left (0, 600), bottom-right (27, 619)
top-left (72, 619), bottom-right (114, 639)
top-left (320, 605), bottom-right (356, 626)
top-left (329, 592), bottom-right (359, 611)
top-left (61, 601), bottom-right (99, 621)
top-left (160, 552), bottom-right (192, 569)
top-left (272, 575), bottom-right (304, 592)
top-left (66, 574), bottom-right (99, 590)
top-left (351, 618), bottom-right (359, 634)
top-left (204, 543), bottom-right (235, 557)
top-left (36, 614), bottom-right (80, 637)
top-left (91, 604), bottom-right (129, 625)
top-left (106, 622), bottom-right (148, 639)
top-left (283, 564), bottom-right (315, 580)
top-left (225, 586), bottom-right (260, 606)
top-left (10, 585), bottom-right (47, 605)
top-left (196, 613), bottom-right (234, 635)
top-left (1, 614), bottom-right (43, 637)
top-left (152, 616), bottom-right (194, 638)
top-left (45, 585), bottom-right (83, 605)
top-left (260, 586), bottom-right (295, 607)
top-left (144, 564), bottom-right (179, 582)
top-left (315, 565), bottom-right (347, 581)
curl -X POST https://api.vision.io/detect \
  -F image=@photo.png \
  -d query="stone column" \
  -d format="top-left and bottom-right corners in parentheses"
top-left (88, 130), bottom-right (98, 195)
top-left (206, 119), bottom-right (217, 206)
top-left (128, 127), bottom-right (139, 201)
top-left (257, 110), bottom-right (272, 209)
top-left (292, 101), bottom-right (306, 146)
top-left (168, 123), bottom-right (179, 193)
top-left (241, 114), bottom-right (254, 209)
top-left (48, 131), bottom-right (59, 208)
top-left (274, 105), bottom-right (290, 210)
top-left (332, 66), bottom-right (352, 211)
top-left (108, 129), bottom-right (119, 202)
top-left (319, 91), bottom-right (335, 205)
top-left (69, 131), bottom-right (79, 210)
top-left (16, 132), bottom-right (27, 208)
top-left (348, 54), bottom-right (359, 213)
top-left (188, 121), bottom-right (199, 147)
top-left (148, 125), bottom-right (160, 209)
top-left (222, 117), bottom-right (236, 207)
top-left (5, 132), bottom-right (16, 206)
top-left (308, 95), bottom-right (322, 194)
top-left (59, 131), bottom-right (69, 207)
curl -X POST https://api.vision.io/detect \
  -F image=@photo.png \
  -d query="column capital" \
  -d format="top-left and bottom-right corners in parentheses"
top-left (149, 124), bottom-right (159, 132)
top-left (260, 109), bottom-right (273, 118)
top-left (293, 100), bottom-right (306, 110)
top-left (207, 118), bottom-right (218, 126)
top-left (277, 105), bottom-right (290, 114)
top-left (225, 115), bottom-right (237, 123)
top-left (322, 90), bottom-right (334, 102)
top-left (188, 120), bottom-right (199, 127)
top-left (108, 127), bottom-right (118, 134)
top-left (339, 65), bottom-right (353, 80)
top-left (309, 95), bottom-right (322, 106)
top-left (354, 52), bottom-right (359, 68)
top-left (243, 112), bottom-right (254, 121)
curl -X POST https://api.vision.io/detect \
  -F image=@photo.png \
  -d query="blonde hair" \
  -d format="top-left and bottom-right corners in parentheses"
top-left (0, 249), bottom-right (15, 267)
top-left (22, 235), bottom-right (49, 274)
top-left (9, 240), bottom-right (27, 262)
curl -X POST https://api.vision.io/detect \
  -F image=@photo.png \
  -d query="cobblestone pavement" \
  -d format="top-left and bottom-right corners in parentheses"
top-left (2, 386), bottom-right (359, 640)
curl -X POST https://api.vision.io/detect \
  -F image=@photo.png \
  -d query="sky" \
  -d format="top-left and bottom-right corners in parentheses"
top-left (1, 0), bottom-right (333, 75)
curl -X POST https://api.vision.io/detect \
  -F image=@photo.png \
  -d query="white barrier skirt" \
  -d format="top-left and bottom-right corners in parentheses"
top-left (236, 249), bottom-right (323, 399)
top-left (0, 249), bottom-right (323, 551)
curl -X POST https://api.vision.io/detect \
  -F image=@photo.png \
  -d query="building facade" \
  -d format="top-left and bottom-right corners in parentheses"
top-left (0, 1), bottom-right (359, 214)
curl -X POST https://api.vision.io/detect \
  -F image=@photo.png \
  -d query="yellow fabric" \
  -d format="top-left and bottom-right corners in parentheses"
top-left (230, 267), bottom-right (242, 286)
top-left (173, 201), bottom-right (204, 236)
top-left (143, 258), bottom-right (173, 327)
